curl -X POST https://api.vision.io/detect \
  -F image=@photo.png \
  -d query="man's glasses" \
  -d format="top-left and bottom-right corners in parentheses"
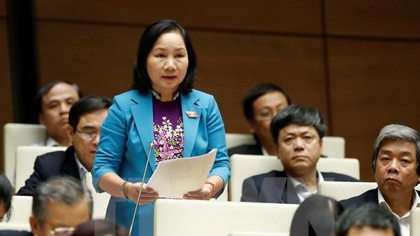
top-left (49, 227), bottom-right (75, 236)
top-left (254, 109), bottom-right (278, 121)
top-left (254, 106), bottom-right (287, 121)
top-left (76, 129), bottom-right (99, 140)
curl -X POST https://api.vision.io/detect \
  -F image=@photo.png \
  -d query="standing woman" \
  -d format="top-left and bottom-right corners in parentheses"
top-left (92, 19), bottom-right (230, 236)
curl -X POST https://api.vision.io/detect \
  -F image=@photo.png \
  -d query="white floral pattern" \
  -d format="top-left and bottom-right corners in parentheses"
top-left (153, 116), bottom-right (184, 166)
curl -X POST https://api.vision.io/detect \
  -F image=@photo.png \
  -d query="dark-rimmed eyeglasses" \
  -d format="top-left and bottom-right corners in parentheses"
top-left (76, 130), bottom-right (99, 140)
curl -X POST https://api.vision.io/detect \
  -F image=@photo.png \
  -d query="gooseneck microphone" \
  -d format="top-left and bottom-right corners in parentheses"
top-left (128, 141), bottom-right (154, 236)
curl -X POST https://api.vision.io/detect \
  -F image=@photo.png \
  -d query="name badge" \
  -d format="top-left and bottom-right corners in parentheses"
top-left (186, 111), bottom-right (198, 118)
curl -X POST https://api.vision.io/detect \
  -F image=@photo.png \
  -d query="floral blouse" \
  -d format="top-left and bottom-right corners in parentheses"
top-left (152, 93), bottom-right (184, 166)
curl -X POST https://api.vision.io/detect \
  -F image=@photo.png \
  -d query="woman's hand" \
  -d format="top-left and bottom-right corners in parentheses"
top-left (183, 182), bottom-right (214, 200)
top-left (126, 182), bottom-right (159, 205)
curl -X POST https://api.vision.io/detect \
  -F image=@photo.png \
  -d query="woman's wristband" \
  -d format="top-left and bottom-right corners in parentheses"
top-left (205, 181), bottom-right (216, 198)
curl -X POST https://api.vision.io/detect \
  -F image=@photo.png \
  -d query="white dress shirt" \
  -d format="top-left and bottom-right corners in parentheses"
top-left (74, 153), bottom-right (89, 187)
top-left (378, 188), bottom-right (420, 236)
top-left (288, 170), bottom-right (325, 203)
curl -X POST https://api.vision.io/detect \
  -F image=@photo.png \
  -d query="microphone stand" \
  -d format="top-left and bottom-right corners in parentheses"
top-left (128, 142), bottom-right (154, 236)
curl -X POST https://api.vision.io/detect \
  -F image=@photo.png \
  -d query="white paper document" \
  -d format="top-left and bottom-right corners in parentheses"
top-left (147, 148), bottom-right (217, 199)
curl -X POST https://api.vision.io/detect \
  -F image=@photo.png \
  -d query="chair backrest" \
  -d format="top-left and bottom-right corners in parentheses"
top-left (154, 199), bottom-right (298, 236)
top-left (316, 158), bottom-right (359, 179)
top-left (0, 223), bottom-right (31, 231)
top-left (322, 136), bottom-right (345, 158)
top-left (226, 133), bottom-right (255, 149)
top-left (8, 196), bottom-right (33, 224)
top-left (318, 181), bottom-right (377, 201)
top-left (320, 182), bottom-right (420, 202)
top-left (15, 148), bottom-right (110, 219)
top-left (215, 183), bottom-right (228, 202)
top-left (229, 232), bottom-right (288, 236)
top-left (85, 172), bottom-right (111, 219)
top-left (229, 154), bottom-right (360, 201)
top-left (410, 208), bottom-right (420, 236)
top-left (226, 133), bottom-right (345, 158)
top-left (15, 146), bottom-right (67, 192)
top-left (4, 123), bottom-right (47, 185)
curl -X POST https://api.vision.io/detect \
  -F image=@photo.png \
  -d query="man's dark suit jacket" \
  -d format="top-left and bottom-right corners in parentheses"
top-left (16, 146), bottom-right (81, 196)
top-left (228, 144), bottom-right (263, 157)
top-left (0, 230), bottom-right (32, 236)
top-left (340, 188), bottom-right (420, 209)
top-left (241, 170), bottom-right (359, 203)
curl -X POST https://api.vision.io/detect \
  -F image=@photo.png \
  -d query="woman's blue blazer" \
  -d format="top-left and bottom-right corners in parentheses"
top-left (92, 89), bottom-right (230, 236)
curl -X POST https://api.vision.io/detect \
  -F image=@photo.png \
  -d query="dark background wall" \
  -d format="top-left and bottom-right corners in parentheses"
top-left (1, 0), bottom-right (420, 181)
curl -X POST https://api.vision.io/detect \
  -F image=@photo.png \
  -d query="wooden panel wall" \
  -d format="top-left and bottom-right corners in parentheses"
top-left (33, 0), bottom-right (328, 134)
top-left (0, 0), bottom-right (14, 172)
top-left (0, 0), bottom-right (5, 16)
top-left (325, 0), bottom-right (420, 181)
top-left (1, 0), bottom-right (419, 181)
top-left (328, 40), bottom-right (420, 181)
top-left (325, 0), bottom-right (420, 38)
top-left (35, 1), bottom-right (322, 34)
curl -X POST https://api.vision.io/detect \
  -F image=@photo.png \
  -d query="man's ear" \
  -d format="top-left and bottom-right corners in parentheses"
top-left (38, 113), bottom-right (45, 125)
top-left (275, 143), bottom-right (281, 159)
top-left (319, 137), bottom-right (323, 154)
top-left (245, 119), bottom-right (256, 133)
top-left (29, 215), bottom-right (40, 235)
top-left (66, 124), bottom-right (74, 143)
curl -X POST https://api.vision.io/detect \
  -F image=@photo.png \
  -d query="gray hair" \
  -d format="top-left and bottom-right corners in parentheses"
top-left (372, 124), bottom-right (420, 175)
top-left (32, 176), bottom-right (93, 224)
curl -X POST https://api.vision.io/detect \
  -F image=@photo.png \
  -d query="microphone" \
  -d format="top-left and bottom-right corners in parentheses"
top-left (128, 141), bottom-right (154, 236)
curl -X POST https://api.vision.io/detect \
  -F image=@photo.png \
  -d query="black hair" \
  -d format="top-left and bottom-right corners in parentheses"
top-left (336, 203), bottom-right (401, 236)
top-left (290, 195), bottom-right (343, 236)
top-left (68, 95), bottom-right (112, 131)
top-left (35, 80), bottom-right (83, 115)
top-left (270, 104), bottom-right (326, 143)
top-left (71, 219), bottom-right (128, 236)
top-left (0, 172), bottom-right (13, 222)
top-left (132, 19), bottom-right (197, 94)
top-left (242, 83), bottom-right (291, 120)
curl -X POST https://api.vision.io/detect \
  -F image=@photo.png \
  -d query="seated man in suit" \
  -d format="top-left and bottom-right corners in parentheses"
top-left (336, 203), bottom-right (401, 236)
top-left (34, 81), bottom-right (82, 146)
top-left (17, 95), bottom-right (112, 196)
top-left (0, 176), bottom-right (92, 236)
top-left (228, 83), bottom-right (291, 156)
top-left (241, 104), bottom-right (358, 203)
top-left (340, 124), bottom-right (420, 236)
